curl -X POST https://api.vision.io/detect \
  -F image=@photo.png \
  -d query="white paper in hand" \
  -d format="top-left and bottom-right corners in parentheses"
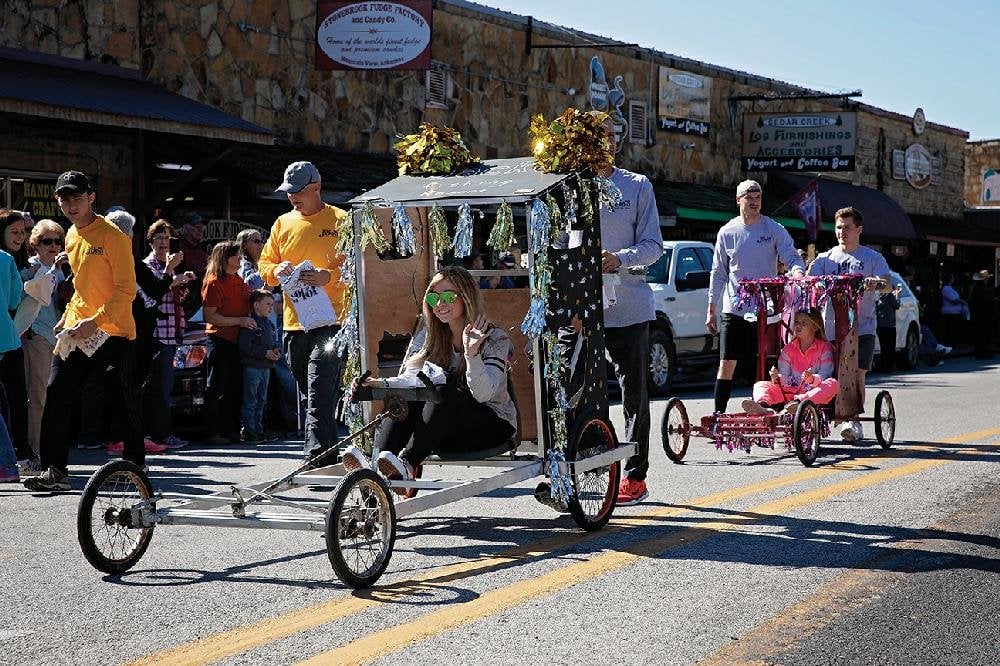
top-left (280, 260), bottom-right (338, 331)
top-left (53, 327), bottom-right (110, 359)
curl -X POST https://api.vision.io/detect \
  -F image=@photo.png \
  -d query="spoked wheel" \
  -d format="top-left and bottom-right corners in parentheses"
top-left (661, 397), bottom-right (690, 463)
top-left (874, 390), bottom-right (895, 449)
top-left (326, 468), bottom-right (396, 589)
top-left (566, 415), bottom-right (621, 531)
top-left (77, 460), bottom-right (156, 574)
top-left (792, 401), bottom-right (821, 467)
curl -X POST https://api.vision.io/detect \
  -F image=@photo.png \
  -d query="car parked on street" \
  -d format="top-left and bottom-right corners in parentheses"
top-left (644, 240), bottom-right (719, 395)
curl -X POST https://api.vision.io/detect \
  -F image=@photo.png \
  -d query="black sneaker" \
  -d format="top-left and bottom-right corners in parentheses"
top-left (23, 467), bottom-right (70, 492)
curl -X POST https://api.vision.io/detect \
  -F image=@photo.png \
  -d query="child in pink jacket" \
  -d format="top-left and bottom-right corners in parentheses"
top-left (743, 308), bottom-right (838, 414)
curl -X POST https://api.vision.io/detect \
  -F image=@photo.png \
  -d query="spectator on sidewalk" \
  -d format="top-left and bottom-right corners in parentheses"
top-left (238, 290), bottom-right (281, 442)
top-left (19, 219), bottom-right (67, 464)
top-left (177, 213), bottom-right (209, 318)
top-left (143, 219), bottom-right (197, 450)
top-left (969, 269), bottom-right (995, 359)
top-left (238, 227), bottom-right (298, 432)
top-left (938, 273), bottom-right (966, 346)
top-left (0, 209), bottom-right (31, 463)
top-left (259, 161), bottom-right (348, 462)
top-left (0, 230), bottom-right (23, 481)
top-left (201, 240), bottom-right (254, 445)
top-left (23, 171), bottom-right (143, 492)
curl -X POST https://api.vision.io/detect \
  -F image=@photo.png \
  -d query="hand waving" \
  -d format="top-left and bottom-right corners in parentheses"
top-left (463, 315), bottom-right (490, 357)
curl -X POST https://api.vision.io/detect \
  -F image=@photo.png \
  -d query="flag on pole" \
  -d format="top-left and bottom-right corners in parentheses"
top-left (790, 179), bottom-right (821, 242)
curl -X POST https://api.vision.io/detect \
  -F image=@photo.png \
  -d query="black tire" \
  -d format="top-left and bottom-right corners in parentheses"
top-left (648, 328), bottom-right (677, 397)
top-left (792, 401), bottom-right (821, 467)
top-left (874, 390), bottom-right (895, 449)
top-left (77, 460), bottom-right (156, 575)
top-left (326, 468), bottom-right (396, 589)
top-left (661, 397), bottom-right (690, 463)
top-left (566, 416), bottom-right (620, 531)
top-left (898, 326), bottom-right (919, 370)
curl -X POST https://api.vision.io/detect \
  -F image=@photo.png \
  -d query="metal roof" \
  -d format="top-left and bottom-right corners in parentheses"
top-left (0, 47), bottom-right (272, 145)
top-left (349, 157), bottom-right (571, 206)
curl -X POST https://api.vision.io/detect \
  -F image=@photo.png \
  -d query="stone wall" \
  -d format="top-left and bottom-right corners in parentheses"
top-left (965, 140), bottom-right (1000, 207)
top-left (1, 0), bottom-right (967, 219)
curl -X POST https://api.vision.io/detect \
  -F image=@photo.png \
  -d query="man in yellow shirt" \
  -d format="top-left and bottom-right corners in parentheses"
top-left (258, 162), bottom-right (346, 462)
top-left (24, 171), bottom-right (143, 492)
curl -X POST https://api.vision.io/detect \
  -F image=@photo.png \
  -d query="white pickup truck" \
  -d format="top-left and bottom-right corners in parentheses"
top-left (644, 240), bottom-right (719, 395)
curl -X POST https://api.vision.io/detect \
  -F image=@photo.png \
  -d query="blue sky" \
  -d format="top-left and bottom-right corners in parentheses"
top-left (483, 0), bottom-right (995, 140)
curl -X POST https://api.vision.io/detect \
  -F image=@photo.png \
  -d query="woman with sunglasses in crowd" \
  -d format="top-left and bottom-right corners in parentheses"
top-left (341, 266), bottom-right (517, 486)
top-left (18, 219), bottom-right (68, 466)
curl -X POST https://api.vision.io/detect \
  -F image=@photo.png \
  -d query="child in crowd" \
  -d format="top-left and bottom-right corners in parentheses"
top-left (237, 290), bottom-right (281, 442)
top-left (742, 308), bottom-right (838, 415)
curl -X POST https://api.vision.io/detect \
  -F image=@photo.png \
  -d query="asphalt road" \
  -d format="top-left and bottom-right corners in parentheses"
top-left (2, 356), bottom-right (999, 665)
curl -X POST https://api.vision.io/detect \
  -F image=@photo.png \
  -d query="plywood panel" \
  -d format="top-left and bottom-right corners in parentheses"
top-left (359, 206), bottom-right (537, 440)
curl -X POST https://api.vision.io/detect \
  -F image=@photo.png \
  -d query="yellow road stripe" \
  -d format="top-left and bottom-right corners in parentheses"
top-left (129, 463), bottom-right (848, 665)
top-left (298, 455), bottom-right (952, 665)
top-left (130, 428), bottom-right (1000, 666)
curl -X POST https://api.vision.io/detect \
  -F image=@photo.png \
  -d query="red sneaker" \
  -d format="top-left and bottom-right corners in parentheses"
top-left (144, 438), bottom-right (168, 453)
top-left (106, 441), bottom-right (124, 455)
top-left (616, 477), bottom-right (649, 506)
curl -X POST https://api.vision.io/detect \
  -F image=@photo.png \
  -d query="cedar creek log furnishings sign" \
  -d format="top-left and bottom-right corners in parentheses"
top-left (741, 112), bottom-right (857, 172)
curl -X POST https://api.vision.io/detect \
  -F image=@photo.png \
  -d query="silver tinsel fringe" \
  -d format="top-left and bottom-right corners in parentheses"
top-left (391, 203), bottom-right (416, 256)
top-left (451, 203), bottom-right (474, 258)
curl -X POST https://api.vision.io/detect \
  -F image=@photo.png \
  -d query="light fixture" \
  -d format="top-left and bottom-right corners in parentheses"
top-left (183, 196), bottom-right (195, 202)
top-left (164, 197), bottom-right (174, 202)
top-left (156, 163), bottom-right (193, 171)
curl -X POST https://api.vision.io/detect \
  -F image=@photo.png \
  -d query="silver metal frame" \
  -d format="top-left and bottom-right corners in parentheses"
top-left (130, 190), bottom-right (637, 535)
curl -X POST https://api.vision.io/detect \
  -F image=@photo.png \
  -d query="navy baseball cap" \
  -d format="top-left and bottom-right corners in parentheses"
top-left (276, 161), bottom-right (321, 193)
top-left (55, 171), bottom-right (93, 195)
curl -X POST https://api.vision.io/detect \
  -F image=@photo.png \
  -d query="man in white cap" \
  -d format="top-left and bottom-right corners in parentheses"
top-left (259, 161), bottom-right (347, 462)
top-left (707, 179), bottom-right (804, 414)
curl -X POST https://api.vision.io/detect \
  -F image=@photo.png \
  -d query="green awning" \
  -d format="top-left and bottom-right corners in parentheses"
top-left (675, 206), bottom-right (831, 232)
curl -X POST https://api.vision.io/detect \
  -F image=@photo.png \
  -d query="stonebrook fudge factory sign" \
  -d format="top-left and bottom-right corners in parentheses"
top-left (741, 112), bottom-right (857, 172)
top-left (315, 1), bottom-right (432, 70)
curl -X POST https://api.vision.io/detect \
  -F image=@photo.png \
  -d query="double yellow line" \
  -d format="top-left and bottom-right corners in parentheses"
top-left (130, 429), bottom-right (999, 666)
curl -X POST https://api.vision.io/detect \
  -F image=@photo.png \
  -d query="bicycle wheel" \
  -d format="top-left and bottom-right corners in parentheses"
top-left (874, 390), bottom-right (895, 449)
top-left (326, 468), bottom-right (396, 589)
top-left (661, 397), bottom-right (690, 463)
top-left (792, 401), bottom-right (821, 467)
top-left (77, 461), bottom-right (156, 574)
top-left (566, 415), bottom-right (620, 531)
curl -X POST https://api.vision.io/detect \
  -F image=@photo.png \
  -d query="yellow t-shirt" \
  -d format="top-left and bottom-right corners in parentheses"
top-left (258, 204), bottom-right (347, 331)
top-left (64, 215), bottom-right (137, 339)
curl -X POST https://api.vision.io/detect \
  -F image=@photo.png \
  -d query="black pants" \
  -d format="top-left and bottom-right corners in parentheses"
top-left (876, 326), bottom-right (896, 371)
top-left (605, 322), bottom-right (650, 482)
top-left (284, 325), bottom-right (342, 457)
top-left (383, 384), bottom-right (514, 467)
top-left (40, 336), bottom-right (143, 474)
top-left (0, 348), bottom-right (31, 460)
top-left (204, 336), bottom-right (242, 438)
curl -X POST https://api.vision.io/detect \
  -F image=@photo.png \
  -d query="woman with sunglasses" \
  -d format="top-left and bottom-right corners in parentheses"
top-left (18, 219), bottom-right (69, 464)
top-left (341, 266), bottom-right (517, 486)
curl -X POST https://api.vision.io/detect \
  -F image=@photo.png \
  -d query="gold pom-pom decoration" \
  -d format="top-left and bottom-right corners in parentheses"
top-left (394, 123), bottom-right (480, 176)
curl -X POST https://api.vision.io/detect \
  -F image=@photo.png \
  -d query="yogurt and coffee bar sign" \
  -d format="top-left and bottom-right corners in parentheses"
top-left (741, 112), bottom-right (857, 172)
top-left (315, 1), bottom-right (432, 70)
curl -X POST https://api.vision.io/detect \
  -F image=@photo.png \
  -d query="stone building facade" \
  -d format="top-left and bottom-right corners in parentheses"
top-left (0, 0), bottom-right (969, 231)
top-left (965, 140), bottom-right (1000, 207)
